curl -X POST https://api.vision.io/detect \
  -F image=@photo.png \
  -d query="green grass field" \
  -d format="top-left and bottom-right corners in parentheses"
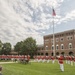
top-left (1, 61), bottom-right (75, 75)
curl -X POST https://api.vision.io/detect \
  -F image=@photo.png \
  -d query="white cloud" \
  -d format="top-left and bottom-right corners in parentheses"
top-left (57, 10), bottom-right (75, 24)
top-left (0, 0), bottom-right (75, 46)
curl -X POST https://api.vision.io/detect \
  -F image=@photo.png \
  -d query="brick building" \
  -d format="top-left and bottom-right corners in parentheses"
top-left (37, 29), bottom-right (75, 56)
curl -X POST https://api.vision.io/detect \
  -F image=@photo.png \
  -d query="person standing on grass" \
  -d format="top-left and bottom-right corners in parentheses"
top-left (58, 55), bottom-right (64, 72)
top-left (70, 56), bottom-right (73, 66)
top-left (51, 56), bottom-right (55, 64)
top-left (65, 55), bottom-right (68, 64)
top-left (42, 56), bottom-right (46, 63)
top-left (73, 56), bottom-right (75, 65)
top-left (0, 65), bottom-right (2, 75)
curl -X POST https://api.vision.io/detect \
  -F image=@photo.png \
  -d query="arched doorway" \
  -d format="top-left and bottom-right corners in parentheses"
top-left (56, 52), bottom-right (59, 56)
top-left (51, 52), bottom-right (53, 56)
top-left (41, 53), bottom-right (44, 55)
top-left (45, 53), bottom-right (48, 56)
top-left (38, 53), bottom-right (40, 55)
top-left (61, 52), bottom-right (65, 56)
top-left (69, 51), bottom-right (73, 55)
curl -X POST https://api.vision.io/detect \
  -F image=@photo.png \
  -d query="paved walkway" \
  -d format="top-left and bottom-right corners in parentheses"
top-left (0, 60), bottom-right (35, 64)
top-left (0, 62), bottom-right (16, 64)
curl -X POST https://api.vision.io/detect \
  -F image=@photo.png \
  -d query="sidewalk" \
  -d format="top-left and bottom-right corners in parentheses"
top-left (0, 62), bottom-right (16, 64)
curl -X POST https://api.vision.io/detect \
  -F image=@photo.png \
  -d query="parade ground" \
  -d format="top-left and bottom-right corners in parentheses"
top-left (1, 60), bottom-right (75, 75)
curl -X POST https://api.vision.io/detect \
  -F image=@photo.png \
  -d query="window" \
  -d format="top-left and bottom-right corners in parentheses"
top-left (70, 37), bottom-right (73, 40)
top-left (61, 44), bottom-right (64, 50)
top-left (56, 38), bottom-right (59, 42)
top-left (56, 45), bottom-right (59, 50)
top-left (51, 45), bottom-right (54, 50)
top-left (69, 43), bottom-right (72, 49)
top-left (67, 37), bottom-right (69, 40)
top-left (44, 39), bottom-right (49, 44)
top-left (60, 37), bottom-right (64, 42)
top-left (67, 36), bottom-right (73, 40)
top-left (45, 45), bottom-right (48, 50)
top-left (42, 48), bottom-right (43, 50)
top-left (51, 39), bottom-right (53, 43)
top-left (44, 39), bottom-right (49, 42)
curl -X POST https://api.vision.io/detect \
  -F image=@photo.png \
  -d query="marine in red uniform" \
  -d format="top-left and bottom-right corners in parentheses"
top-left (51, 56), bottom-right (55, 64)
top-left (73, 56), bottom-right (75, 65)
top-left (65, 56), bottom-right (68, 64)
top-left (46, 56), bottom-right (50, 63)
top-left (69, 56), bottom-right (73, 66)
top-left (42, 56), bottom-right (46, 63)
top-left (58, 55), bottom-right (64, 72)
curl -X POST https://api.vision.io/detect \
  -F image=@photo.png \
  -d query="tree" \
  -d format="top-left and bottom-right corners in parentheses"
top-left (22, 37), bottom-right (37, 58)
top-left (0, 40), bottom-right (3, 54)
top-left (14, 37), bottom-right (37, 58)
top-left (1, 43), bottom-right (11, 55)
top-left (14, 41), bottom-right (23, 55)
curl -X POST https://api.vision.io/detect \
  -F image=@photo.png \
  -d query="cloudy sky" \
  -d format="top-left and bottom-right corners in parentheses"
top-left (0, 0), bottom-right (75, 46)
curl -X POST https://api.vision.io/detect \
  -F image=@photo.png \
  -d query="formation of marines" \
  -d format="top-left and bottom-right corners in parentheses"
top-left (33, 55), bottom-right (75, 72)
top-left (0, 54), bottom-right (75, 72)
top-left (0, 55), bottom-right (30, 63)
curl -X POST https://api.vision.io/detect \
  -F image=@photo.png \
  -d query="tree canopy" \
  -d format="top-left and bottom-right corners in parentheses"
top-left (14, 37), bottom-right (37, 57)
top-left (1, 42), bottom-right (11, 55)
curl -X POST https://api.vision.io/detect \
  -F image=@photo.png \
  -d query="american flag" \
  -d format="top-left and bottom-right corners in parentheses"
top-left (52, 8), bottom-right (56, 16)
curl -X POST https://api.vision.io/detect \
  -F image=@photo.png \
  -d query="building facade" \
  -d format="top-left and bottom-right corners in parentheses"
top-left (37, 29), bottom-right (75, 56)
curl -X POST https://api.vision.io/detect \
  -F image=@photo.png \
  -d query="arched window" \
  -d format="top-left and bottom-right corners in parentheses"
top-left (45, 45), bottom-right (48, 50)
top-left (69, 43), bottom-right (72, 49)
top-left (61, 44), bottom-right (64, 50)
top-left (56, 44), bottom-right (59, 50)
top-left (51, 45), bottom-right (54, 50)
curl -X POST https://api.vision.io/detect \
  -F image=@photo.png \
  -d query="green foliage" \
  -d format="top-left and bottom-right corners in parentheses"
top-left (0, 40), bottom-right (2, 49)
top-left (1, 43), bottom-right (11, 55)
top-left (14, 37), bottom-right (37, 57)
top-left (0, 40), bottom-right (3, 54)
top-left (14, 41), bottom-right (23, 55)
top-left (23, 37), bottom-right (37, 55)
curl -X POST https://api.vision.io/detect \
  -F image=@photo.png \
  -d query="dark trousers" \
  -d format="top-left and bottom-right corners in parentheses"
top-left (0, 73), bottom-right (2, 75)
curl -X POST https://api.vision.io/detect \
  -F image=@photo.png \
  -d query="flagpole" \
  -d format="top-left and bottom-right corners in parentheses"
top-left (53, 16), bottom-right (55, 57)
top-left (52, 7), bottom-right (56, 57)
